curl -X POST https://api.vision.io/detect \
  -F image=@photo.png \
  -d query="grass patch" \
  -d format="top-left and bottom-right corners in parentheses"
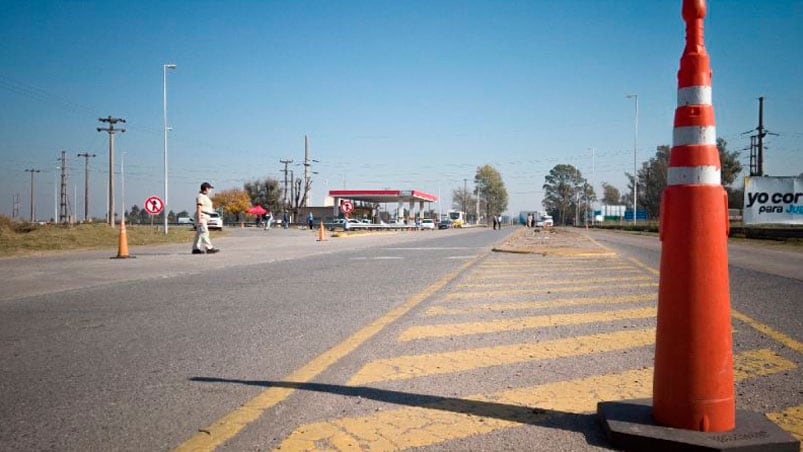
top-left (0, 215), bottom-right (219, 257)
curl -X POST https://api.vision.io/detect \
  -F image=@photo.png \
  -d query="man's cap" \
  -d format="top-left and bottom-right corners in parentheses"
top-left (200, 182), bottom-right (214, 191)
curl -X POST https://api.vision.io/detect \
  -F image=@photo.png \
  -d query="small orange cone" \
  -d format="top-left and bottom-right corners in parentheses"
top-left (317, 220), bottom-right (327, 241)
top-left (111, 219), bottom-right (134, 259)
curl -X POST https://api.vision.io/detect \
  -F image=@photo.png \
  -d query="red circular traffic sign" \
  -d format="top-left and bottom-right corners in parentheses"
top-left (339, 200), bottom-right (354, 214)
top-left (144, 196), bottom-right (164, 215)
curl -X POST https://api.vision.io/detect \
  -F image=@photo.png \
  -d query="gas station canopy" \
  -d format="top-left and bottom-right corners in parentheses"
top-left (328, 189), bottom-right (437, 204)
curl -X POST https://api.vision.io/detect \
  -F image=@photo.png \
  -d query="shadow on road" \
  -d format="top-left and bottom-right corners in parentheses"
top-left (190, 376), bottom-right (609, 448)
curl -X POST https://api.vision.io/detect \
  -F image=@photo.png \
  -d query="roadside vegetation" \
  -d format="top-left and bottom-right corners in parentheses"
top-left (0, 215), bottom-right (208, 257)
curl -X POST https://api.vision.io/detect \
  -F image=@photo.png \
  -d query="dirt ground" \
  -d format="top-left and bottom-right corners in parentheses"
top-left (494, 226), bottom-right (616, 256)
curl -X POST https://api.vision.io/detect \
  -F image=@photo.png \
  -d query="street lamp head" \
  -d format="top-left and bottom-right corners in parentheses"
top-left (625, 93), bottom-right (638, 99)
top-left (165, 64), bottom-right (177, 70)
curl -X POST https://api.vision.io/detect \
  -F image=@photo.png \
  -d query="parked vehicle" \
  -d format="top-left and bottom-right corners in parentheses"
top-left (177, 216), bottom-right (193, 225)
top-left (206, 212), bottom-right (223, 230)
top-left (438, 219), bottom-right (453, 229)
top-left (535, 214), bottom-right (554, 228)
top-left (420, 218), bottom-right (436, 230)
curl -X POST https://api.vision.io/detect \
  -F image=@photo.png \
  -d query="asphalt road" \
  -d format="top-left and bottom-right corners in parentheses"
top-left (0, 226), bottom-right (800, 451)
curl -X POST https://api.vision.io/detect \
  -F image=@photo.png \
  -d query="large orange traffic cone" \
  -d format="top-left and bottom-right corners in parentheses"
top-left (112, 218), bottom-right (134, 259)
top-left (317, 219), bottom-right (327, 242)
top-left (653, 0), bottom-right (733, 432)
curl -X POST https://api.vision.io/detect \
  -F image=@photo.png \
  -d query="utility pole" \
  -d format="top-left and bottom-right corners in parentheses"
top-left (59, 150), bottom-right (69, 224)
top-left (747, 97), bottom-right (777, 176)
top-left (25, 169), bottom-right (41, 222)
top-left (463, 178), bottom-right (468, 214)
top-left (77, 152), bottom-right (96, 222)
top-left (301, 135), bottom-right (319, 208)
top-left (280, 159), bottom-right (293, 210)
top-left (12, 193), bottom-right (20, 218)
top-left (97, 116), bottom-right (126, 225)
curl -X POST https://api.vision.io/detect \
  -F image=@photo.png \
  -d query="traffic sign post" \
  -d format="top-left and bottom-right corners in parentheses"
top-left (339, 200), bottom-right (354, 216)
top-left (144, 196), bottom-right (164, 215)
top-left (144, 196), bottom-right (165, 229)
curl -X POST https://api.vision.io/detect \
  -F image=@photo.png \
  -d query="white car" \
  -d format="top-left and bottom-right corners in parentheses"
top-left (206, 212), bottom-right (223, 230)
top-left (535, 215), bottom-right (554, 228)
top-left (420, 218), bottom-right (436, 230)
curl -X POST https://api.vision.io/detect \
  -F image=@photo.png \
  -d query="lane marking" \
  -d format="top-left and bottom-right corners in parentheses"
top-left (348, 328), bottom-right (656, 385)
top-left (443, 282), bottom-right (658, 300)
top-left (731, 310), bottom-right (803, 353)
top-left (766, 404), bottom-right (803, 443)
top-left (399, 307), bottom-right (656, 341)
top-left (456, 275), bottom-right (653, 289)
top-left (424, 293), bottom-right (655, 316)
top-left (625, 255), bottom-right (803, 353)
top-left (278, 349), bottom-right (795, 451)
top-left (174, 256), bottom-right (483, 452)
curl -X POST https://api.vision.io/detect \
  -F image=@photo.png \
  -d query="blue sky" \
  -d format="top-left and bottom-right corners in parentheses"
top-left (1, 0), bottom-right (801, 220)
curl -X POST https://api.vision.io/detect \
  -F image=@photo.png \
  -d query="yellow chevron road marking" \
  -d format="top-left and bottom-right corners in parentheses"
top-left (732, 310), bottom-right (803, 354)
top-left (471, 266), bottom-right (629, 274)
top-left (173, 257), bottom-right (482, 452)
top-left (400, 307), bottom-right (656, 341)
top-left (348, 328), bottom-right (656, 385)
top-left (278, 349), bottom-right (795, 451)
top-left (456, 275), bottom-right (653, 289)
top-left (425, 293), bottom-right (655, 316)
top-left (443, 282), bottom-right (658, 300)
top-left (767, 404), bottom-right (803, 443)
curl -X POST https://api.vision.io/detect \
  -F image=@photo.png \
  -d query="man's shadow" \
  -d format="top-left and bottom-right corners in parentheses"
top-left (190, 377), bottom-right (609, 447)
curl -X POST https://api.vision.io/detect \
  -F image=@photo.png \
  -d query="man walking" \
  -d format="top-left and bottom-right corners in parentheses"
top-left (192, 182), bottom-right (220, 254)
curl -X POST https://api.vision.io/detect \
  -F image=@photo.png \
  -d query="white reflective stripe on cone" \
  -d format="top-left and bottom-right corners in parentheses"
top-left (673, 125), bottom-right (717, 147)
top-left (668, 166), bottom-right (721, 186)
top-left (677, 86), bottom-right (712, 106)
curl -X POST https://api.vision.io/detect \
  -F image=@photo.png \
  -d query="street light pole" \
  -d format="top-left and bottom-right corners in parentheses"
top-left (163, 63), bottom-right (176, 234)
top-left (626, 94), bottom-right (639, 225)
top-left (25, 169), bottom-right (40, 222)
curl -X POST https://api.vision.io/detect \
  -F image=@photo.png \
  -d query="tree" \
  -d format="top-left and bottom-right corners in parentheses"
top-left (128, 204), bottom-right (141, 224)
top-left (243, 178), bottom-right (283, 213)
top-left (636, 145), bottom-right (670, 219)
top-left (631, 139), bottom-right (743, 216)
top-left (213, 189), bottom-right (251, 222)
top-left (474, 164), bottom-right (508, 223)
top-left (718, 138), bottom-right (742, 186)
top-left (542, 164), bottom-right (588, 225)
top-left (601, 183), bottom-right (621, 205)
top-left (451, 186), bottom-right (476, 214)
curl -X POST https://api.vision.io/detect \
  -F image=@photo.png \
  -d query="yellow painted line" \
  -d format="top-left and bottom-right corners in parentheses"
top-left (348, 328), bottom-right (656, 385)
top-left (625, 255), bottom-right (803, 354)
top-left (425, 293), bottom-right (655, 316)
top-left (467, 267), bottom-right (640, 279)
top-left (627, 256), bottom-right (660, 276)
top-left (766, 404), bottom-right (803, 444)
top-left (443, 282), bottom-right (658, 300)
top-left (400, 307), bottom-right (656, 341)
top-left (475, 259), bottom-right (622, 269)
top-left (277, 349), bottom-right (795, 451)
top-left (456, 275), bottom-right (653, 289)
top-left (731, 310), bottom-right (803, 354)
top-left (174, 257), bottom-right (482, 452)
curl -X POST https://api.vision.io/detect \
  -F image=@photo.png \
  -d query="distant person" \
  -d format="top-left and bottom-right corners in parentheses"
top-left (282, 211), bottom-right (289, 229)
top-left (192, 182), bottom-right (219, 254)
top-left (308, 211), bottom-right (314, 230)
top-left (264, 209), bottom-right (273, 230)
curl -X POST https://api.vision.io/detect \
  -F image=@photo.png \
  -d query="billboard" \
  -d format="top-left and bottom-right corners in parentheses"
top-left (743, 176), bottom-right (803, 225)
